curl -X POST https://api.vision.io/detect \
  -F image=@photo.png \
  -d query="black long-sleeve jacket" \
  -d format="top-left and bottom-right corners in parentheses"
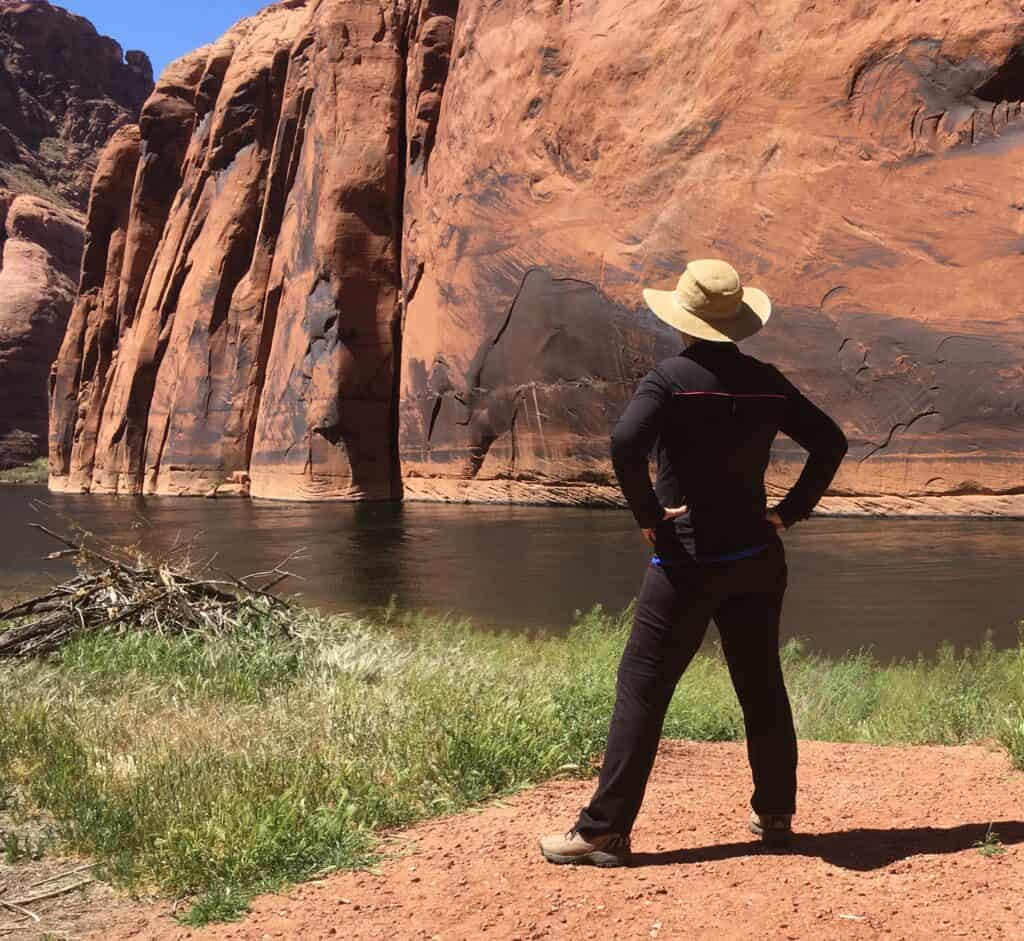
top-left (611, 341), bottom-right (848, 562)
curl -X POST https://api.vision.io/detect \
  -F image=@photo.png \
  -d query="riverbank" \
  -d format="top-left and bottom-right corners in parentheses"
top-left (0, 458), bottom-right (48, 485)
top-left (43, 468), bottom-right (1024, 518)
top-left (1, 602), bottom-right (1022, 931)
top-left (403, 479), bottom-right (1024, 519)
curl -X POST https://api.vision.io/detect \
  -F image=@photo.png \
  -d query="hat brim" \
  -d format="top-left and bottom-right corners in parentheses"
top-left (642, 286), bottom-right (772, 342)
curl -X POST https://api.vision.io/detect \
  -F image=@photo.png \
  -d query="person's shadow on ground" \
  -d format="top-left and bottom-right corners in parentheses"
top-left (632, 821), bottom-right (1024, 871)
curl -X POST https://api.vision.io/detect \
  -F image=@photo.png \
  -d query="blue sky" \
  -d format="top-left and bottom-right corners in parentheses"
top-left (61, 1), bottom-right (267, 78)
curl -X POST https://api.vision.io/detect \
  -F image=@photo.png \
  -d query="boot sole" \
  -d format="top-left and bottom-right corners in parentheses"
top-left (749, 822), bottom-right (793, 847)
top-left (541, 847), bottom-right (631, 868)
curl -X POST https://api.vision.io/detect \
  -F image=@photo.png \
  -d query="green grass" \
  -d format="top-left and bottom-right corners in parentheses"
top-left (0, 602), bottom-right (1021, 924)
top-left (0, 164), bottom-right (77, 213)
top-left (1, 825), bottom-right (55, 864)
top-left (974, 825), bottom-right (1007, 858)
top-left (0, 457), bottom-right (49, 485)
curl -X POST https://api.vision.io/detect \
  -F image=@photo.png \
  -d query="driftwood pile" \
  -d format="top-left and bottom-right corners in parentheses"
top-left (0, 519), bottom-right (300, 659)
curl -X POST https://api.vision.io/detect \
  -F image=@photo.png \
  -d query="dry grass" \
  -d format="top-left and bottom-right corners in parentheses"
top-left (0, 459), bottom-right (49, 486)
top-left (0, 596), bottom-right (1021, 926)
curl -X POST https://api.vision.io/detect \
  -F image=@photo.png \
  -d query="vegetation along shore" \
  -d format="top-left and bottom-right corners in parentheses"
top-left (0, 458), bottom-right (48, 485)
top-left (1, 587), bottom-right (1021, 925)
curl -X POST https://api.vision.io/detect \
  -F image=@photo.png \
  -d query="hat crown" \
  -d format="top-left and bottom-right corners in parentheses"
top-left (676, 259), bottom-right (744, 321)
top-left (642, 258), bottom-right (771, 342)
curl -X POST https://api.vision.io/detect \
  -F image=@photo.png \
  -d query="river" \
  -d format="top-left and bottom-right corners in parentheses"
top-left (1, 486), bottom-right (1021, 659)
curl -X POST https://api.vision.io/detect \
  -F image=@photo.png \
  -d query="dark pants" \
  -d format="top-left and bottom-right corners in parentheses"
top-left (576, 540), bottom-right (797, 838)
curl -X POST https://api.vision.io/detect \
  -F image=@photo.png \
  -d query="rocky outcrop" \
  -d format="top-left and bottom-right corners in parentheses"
top-left (51, 0), bottom-right (1024, 511)
top-left (399, 0), bottom-right (1024, 507)
top-left (0, 0), bottom-right (151, 467)
top-left (52, 1), bottom-right (407, 498)
top-left (0, 0), bottom-right (152, 205)
top-left (0, 191), bottom-right (83, 464)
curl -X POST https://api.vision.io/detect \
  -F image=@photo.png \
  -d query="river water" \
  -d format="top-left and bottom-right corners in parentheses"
top-left (1, 486), bottom-right (1021, 659)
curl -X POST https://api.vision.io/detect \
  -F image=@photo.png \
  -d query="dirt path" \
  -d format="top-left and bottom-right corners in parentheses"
top-left (0, 850), bottom-right (138, 941)
top-left (102, 742), bottom-right (1023, 940)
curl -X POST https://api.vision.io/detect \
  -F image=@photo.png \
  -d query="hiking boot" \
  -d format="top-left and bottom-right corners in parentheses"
top-left (539, 828), bottom-right (632, 867)
top-left (749, 811), bottom-right (793, 846)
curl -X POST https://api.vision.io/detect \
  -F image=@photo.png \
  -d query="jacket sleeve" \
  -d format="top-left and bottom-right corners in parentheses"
top-left (610, 368), bottom-right (672, 529)
top-left (773, 371), bottom-right (848, 528)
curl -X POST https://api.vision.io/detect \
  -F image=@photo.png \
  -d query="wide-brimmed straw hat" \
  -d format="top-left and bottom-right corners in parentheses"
top-left (643, 259), bottom-right (771, 342)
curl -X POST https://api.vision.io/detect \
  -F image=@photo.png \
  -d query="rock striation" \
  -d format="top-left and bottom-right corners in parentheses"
top-left (51, 0), bottom-right (1024, 511)
top-left (52, 0), bottom-right (407, 499)
top-left (0, 0), bottom-right (152, 467)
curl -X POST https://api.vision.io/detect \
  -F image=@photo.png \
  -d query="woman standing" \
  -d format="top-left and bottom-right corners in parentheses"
top-left (541, 259), bottom-right (848, 866)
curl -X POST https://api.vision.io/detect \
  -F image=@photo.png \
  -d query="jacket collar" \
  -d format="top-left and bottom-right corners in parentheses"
top-left (682, 340), bottom-right (740, 358)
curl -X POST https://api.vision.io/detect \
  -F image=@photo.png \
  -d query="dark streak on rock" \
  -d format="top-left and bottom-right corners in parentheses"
top-left (821, 285), bottom-right (848, 310)
top-left (426, 394), bottom-right (443, 443)
top-left (859, 409), bottom-right (941, 463)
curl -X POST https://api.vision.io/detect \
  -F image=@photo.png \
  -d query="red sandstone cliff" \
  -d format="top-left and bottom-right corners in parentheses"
top-left (0, 0), bottom-right (151, 467)
top-left (50, 0), bottom-right (1024, 510)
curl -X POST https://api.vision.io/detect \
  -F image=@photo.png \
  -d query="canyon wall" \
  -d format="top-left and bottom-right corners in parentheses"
top-left (0, 0), bottom-right (151, 467)
top-left (51, 0), bottom-right (1024, 509)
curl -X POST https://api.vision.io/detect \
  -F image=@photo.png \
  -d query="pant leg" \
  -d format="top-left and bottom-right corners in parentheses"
top-left (713, 542), bottom-right (797, 816)
top-left (576, 562), bottom-right (717, 838)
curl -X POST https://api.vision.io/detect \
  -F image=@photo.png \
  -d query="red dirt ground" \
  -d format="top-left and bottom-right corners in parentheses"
top-left (101, 742), bottom-right (1023, 940)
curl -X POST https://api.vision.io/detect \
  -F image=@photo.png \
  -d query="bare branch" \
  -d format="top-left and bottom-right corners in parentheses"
top-left (1, 515), bottom-right (297, 659)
